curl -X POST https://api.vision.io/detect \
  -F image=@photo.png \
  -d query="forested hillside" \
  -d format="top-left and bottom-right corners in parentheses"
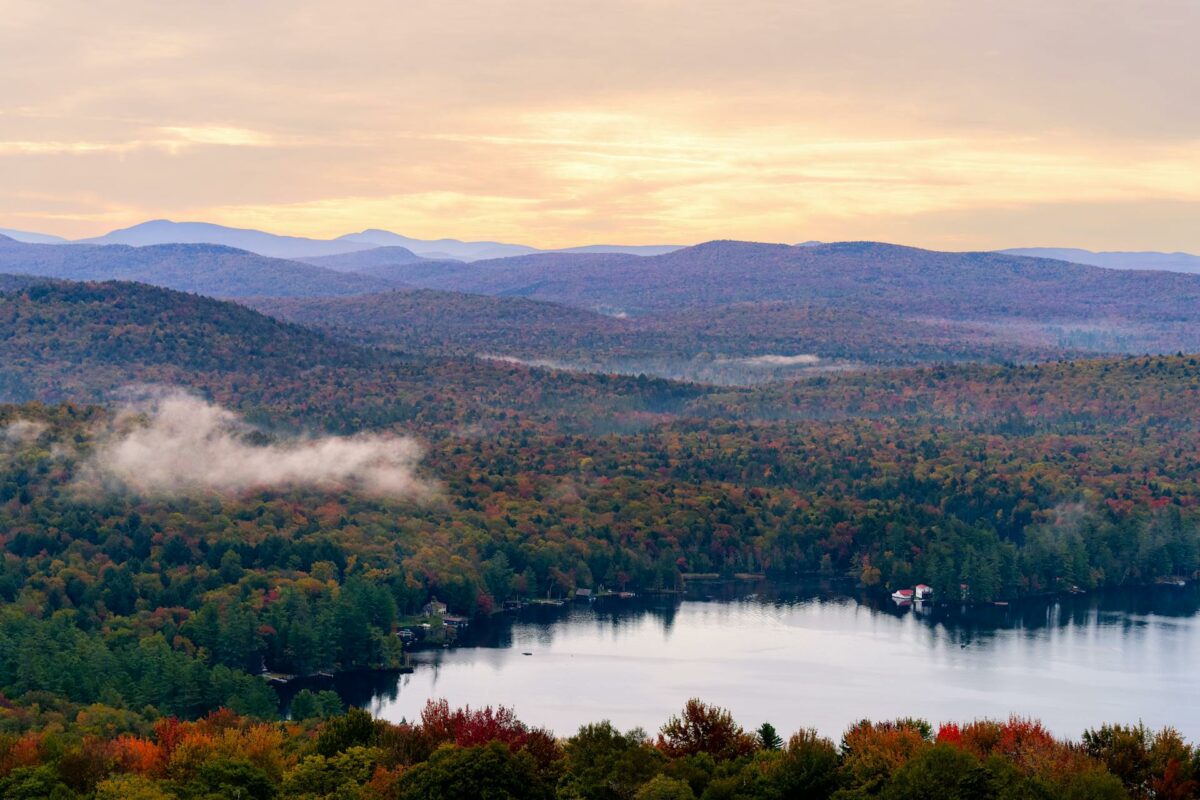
top-left (247, 290), bottom-right (1088, 383)
top-left (8, 236), bottom-right (1200, 377)
top-left (366, 240), bottom-right (1200, 318)
top-left (0, 280), bottom-right (699, 431)
top-left (1, 277), bottom-right (1199, 792)
top-left (0, 273), bottom-right (54, 293)
top-left (0, 236), bottom-right (396, 297)
top-left (8, 0), bottom-right (1198, 793)
top-left (248, 241), bottom-right (1200, 367)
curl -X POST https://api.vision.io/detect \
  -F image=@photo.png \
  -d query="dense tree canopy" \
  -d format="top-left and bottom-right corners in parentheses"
top-left (1, 699), bottom-right (1196, 799)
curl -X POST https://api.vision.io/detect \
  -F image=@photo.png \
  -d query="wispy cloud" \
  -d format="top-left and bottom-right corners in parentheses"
top-left (0, 140), bottom-right (142, 156)
top-left (0, 126), bottom-right (281, 158)
top-left (155, 126), bottom-right (278, 148)
top-left (1, 419), bottom-right (47, 444)
top-left (78, 391), bottom-right (430, 499)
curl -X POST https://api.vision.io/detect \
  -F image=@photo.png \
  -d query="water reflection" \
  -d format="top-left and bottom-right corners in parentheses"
top-left (354, 583), bottom-right (1200, 739)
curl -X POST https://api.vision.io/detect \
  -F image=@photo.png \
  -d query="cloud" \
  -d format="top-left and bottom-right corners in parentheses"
top-left (154, 125), bottom-right (280, 149)
top-left (82, 391), bottom-right (428, 498)
top-left (0, 419), bottom-right (47, 444)
top-left (0, 126), bottom-right (277, 158)
top-left (3, 1), bottom-right (1199, 250)
top-left (0, 139), bottom-right (142, 156)
top-left (729, 354), bottom-right (821, 367)
top-left (478, 353), bottom-right (583, 372)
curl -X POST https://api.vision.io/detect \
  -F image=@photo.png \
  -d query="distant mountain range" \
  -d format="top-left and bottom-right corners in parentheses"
top-left (0, 219), bottom-right (682, 261)
top-left (78, 220), bottom-right (382, 259)
top-left (6, 220), bottom-right (1198, 274)
top-left (1000, 247), bottom-right (1200, 274)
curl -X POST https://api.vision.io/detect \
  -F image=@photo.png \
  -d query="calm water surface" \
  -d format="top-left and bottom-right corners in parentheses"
top-left (349, 584), bottom-right (1200, 739)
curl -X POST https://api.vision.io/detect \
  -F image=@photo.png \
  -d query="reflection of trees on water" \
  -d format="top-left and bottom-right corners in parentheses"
top-left (276, 668), bottom-right (404, 717)
top-left (328, 581), bottom-right (1200, 715)
top-left (867, 582), bottom-right (1200, 649)
top-left (425, 580), bottom-right (1200, 656)
top-left (442, 598), bottom-right (685, 652)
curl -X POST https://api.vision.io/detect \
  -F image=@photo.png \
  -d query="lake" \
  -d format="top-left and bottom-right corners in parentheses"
top-left (337, 582), bottom-right (1200, 740)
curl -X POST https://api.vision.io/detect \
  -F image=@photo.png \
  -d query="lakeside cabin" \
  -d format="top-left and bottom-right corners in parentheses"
top-left (892, 584), bottom-right (934, 602)
top-left (422, 599), bottom-right (448, 617)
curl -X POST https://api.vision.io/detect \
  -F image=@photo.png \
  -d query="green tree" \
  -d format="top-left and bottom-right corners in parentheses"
top-left (291, 689), bottom-right (321, 721)
top-left (394, 741), bottom-right (553, 800)
top-left (316, 707), bottom-right (384, 756)
top-left (315, 690), bottom-right (345, 718)
top-left (186, 758), bottom-right (277, 800)
top-left (775, 729), bottom-right (840, 799)
top-left (282, 745), bottom-right (380, 798)
top-left (634, 775), bottom-right (696, 800)
top-left (95, 774), bottom-right (173, 800)
top-left (559, 721), bottom-right (664, 800)
top-left (0, 766), bottom-right (76, 800)
top-left (756, 722), bottom-right (783, 751)
top-left (880, 743), bottom-right (984, 800)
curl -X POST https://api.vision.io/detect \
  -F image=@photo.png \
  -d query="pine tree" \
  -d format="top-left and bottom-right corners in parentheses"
top-left (757, 722), bottom-right (783, 750)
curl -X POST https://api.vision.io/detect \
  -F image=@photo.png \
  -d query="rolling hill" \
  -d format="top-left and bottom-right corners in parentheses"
top-left (0, 235), bottom-right (396, 297)
top-left (245, 289), bottom-right (631, 364)
top-left (8, 234), bottom-right (1200, 384)
top-left (245, 288), bottom-right (1091, 385)
top-left (295, 247), bottom-right (466, 283)
top-left (279, 241), bottom-right (1200, 358)
top-left (0, 273), bottom-right (57, 293)
top-left (0, 279), bottom-right (701, 432)
top-left (297, 245), bottom-right (443, 270)
top-left (403, 241), bottom-right (1200, 318)
top-left (0, 279), bottom-right (372, 402)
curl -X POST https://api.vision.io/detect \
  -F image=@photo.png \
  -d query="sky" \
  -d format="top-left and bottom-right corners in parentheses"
top-left (1, 0), bottom-right (1198, 250)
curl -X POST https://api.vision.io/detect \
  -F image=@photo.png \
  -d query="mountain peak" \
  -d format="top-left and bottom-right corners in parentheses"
top-left (79, 220), bottom-right (378, 260)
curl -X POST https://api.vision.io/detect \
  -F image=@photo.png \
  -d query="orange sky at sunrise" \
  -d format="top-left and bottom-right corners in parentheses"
top-left (2, 0), bottom-right (1198, 250)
